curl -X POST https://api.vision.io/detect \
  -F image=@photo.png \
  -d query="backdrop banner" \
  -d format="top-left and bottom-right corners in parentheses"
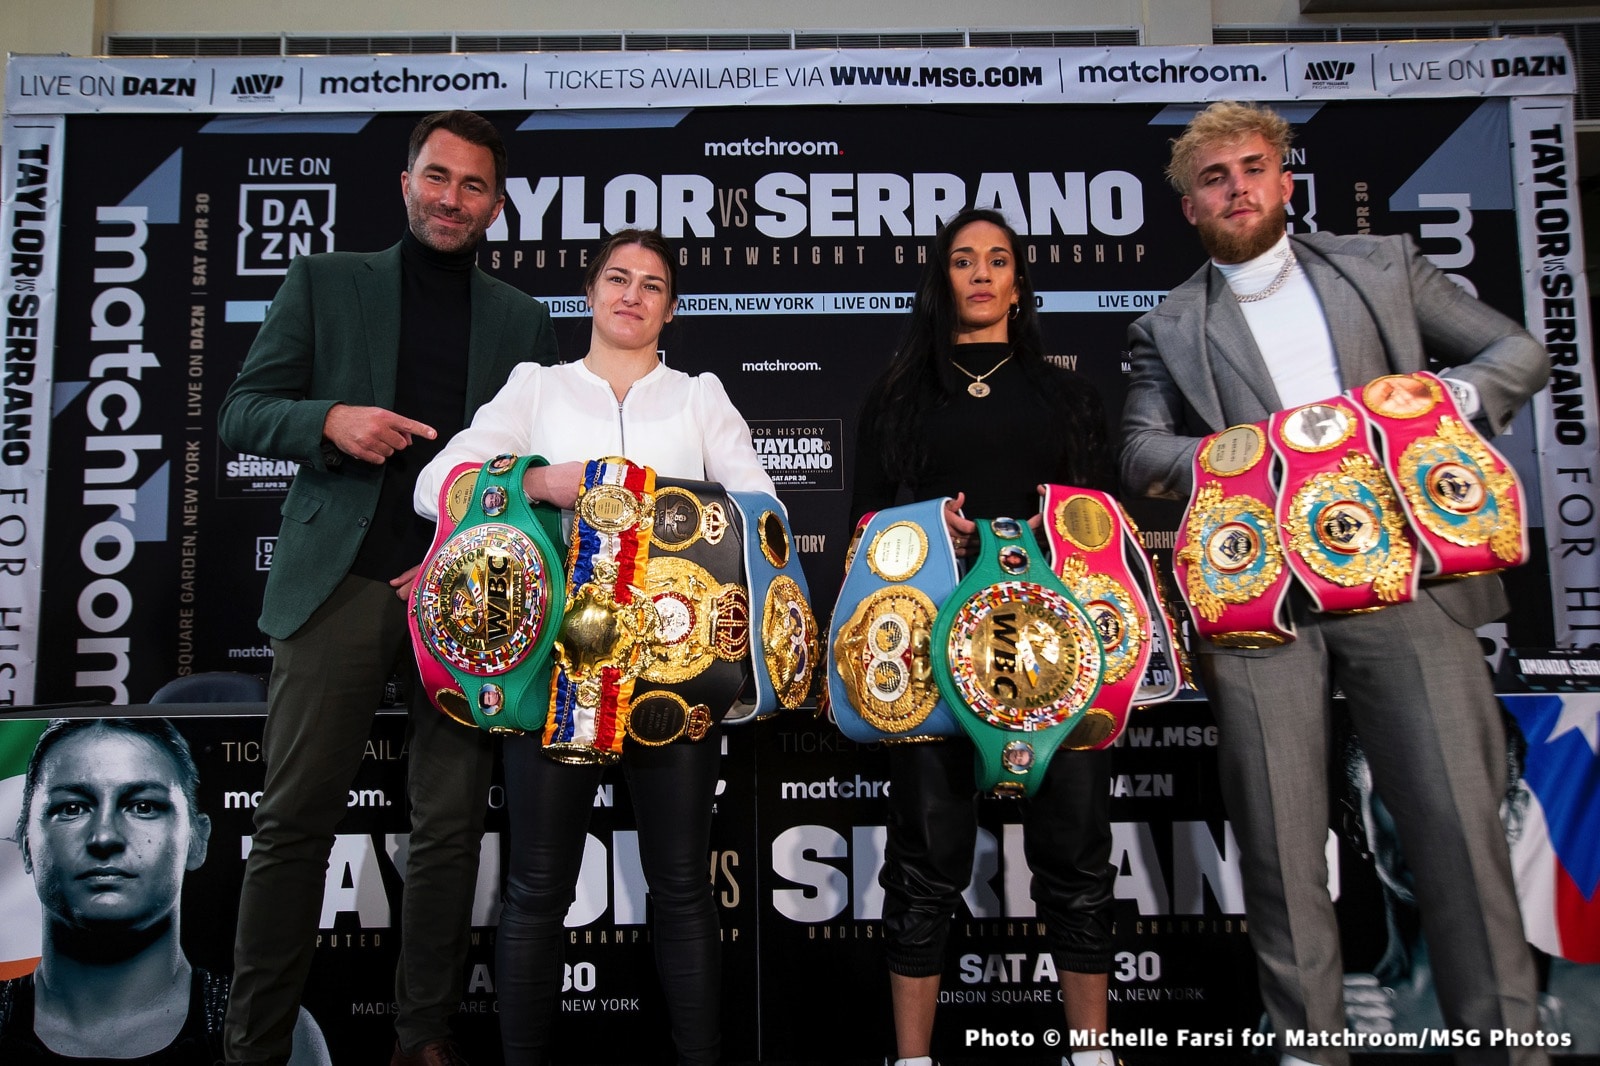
top-left (3, 89), bottom-right (1590, 705)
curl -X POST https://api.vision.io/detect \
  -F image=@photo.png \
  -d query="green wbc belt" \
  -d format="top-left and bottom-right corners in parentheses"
top-left (931, 516), bottom-right (1104, 797)
top-left (411, 453), bottom-right (566, 734)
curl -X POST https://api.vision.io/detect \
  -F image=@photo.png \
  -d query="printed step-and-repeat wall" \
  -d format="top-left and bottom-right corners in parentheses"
top-left (0, 39), bottom-right (1595, 1062)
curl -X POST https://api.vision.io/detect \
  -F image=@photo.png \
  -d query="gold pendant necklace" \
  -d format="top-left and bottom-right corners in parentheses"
top-left (949, 353), bottom-right (1014, 398)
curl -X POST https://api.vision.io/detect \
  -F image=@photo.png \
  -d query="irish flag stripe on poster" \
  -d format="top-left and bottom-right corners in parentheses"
top-left (0, 718), bottom-right (49, 979)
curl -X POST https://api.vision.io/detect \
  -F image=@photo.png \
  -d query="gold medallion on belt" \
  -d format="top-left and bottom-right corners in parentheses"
top-left (1176, 484), bottom-right (1285, 623)
top-left (626, 690), bottom-right (713, 745)
top-left (1283, 453), bottom-right (1414, 600)
top-left (640, 555), bottom-right (751, 684)
top-left (416, 522), bottom-right (552, 675)
top-left (947, 583), bottom-right (1101, 732)
top-left (832, 585), bottom-right (940, 733)
top-left (1059, 554), bottom-right (1146, 686)
top-left (763, 575), bottom-right (818, 708)
top-left (650, 485), bottom-right (729, 553)
top-left (579, 483), bottom-right (654, 535)
top-left (1396, 416), bottom-right (1521, 559)
top-left (553, 567), bottom-right (660, 709)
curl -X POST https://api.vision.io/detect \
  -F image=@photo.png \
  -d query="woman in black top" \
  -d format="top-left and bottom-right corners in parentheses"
top-left (850, 207), bottom-right (1117, 1066)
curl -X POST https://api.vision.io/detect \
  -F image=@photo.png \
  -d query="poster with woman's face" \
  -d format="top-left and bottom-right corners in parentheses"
top-left (20, 723), bottom-right (208, 940)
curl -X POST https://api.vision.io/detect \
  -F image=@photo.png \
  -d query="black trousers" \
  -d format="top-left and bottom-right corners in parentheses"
top-left (496, 729), bottom-right (723, 1066)
top-left (880, 740), bottom-right (1115, 977)
top-left (226, 575), bottom-right (495, 1064)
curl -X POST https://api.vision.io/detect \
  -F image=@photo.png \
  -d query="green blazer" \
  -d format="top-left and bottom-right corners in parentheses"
top-left (219, 243), bottom-right (558, 639)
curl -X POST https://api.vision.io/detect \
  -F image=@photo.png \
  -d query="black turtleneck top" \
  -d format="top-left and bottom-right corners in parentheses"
top-left (850, 342), bottom-right (1110, 525)
top-left (349, 228), bottom-right (475, 580)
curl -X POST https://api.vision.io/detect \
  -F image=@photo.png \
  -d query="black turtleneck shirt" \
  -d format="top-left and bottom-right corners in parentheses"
top-left (349, 229), bottom-right (475, 580)
top-left (850, 342), bottom-right (1111, 525)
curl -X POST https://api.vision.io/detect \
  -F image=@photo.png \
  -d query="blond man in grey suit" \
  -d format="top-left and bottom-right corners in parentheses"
top-left (1122, 101), bottom-right (1549, 1066)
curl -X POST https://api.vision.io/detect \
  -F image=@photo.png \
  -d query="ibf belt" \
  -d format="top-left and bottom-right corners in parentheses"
top-left (545, 457), bottom-right (659, 764)
top-left (827, 497), bottom-right (961, 744)
top-left (1271, 398), bottom-right (1418, 613)
top-left (627, 478), bottom-right (750, 745)
top-left (932, 517), bottom-right (1103, 798)
top-left (1174, 424), bottom-right (1296, 648)
top-left (1042, 485), bottom-right (1181, 750)
top-left (411, 454), bottom-right (565, 734)
top-left (1353, 371), bottom-right (1527, 579)
top-left (817, 510), bottom-right (875, 728)
top-left (726, 490), bottom-right (819, 722)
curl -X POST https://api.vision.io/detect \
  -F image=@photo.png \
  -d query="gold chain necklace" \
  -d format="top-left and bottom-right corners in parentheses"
top-left (1233, 249), bottom-right (1298, 304)
top-left (949, 352), bottom-right (1013, 398)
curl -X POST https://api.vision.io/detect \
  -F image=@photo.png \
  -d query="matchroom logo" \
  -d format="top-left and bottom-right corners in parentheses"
top-left (237, 184), bottom-right (336, 276)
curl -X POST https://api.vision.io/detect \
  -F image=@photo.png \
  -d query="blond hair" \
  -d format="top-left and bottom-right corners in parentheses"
top-left (1165, 101), bottom-right (1293, 195)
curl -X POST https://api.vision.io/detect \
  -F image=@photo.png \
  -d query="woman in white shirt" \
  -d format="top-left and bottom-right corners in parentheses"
top-left (414, 234), bottom-right (773, 514)
top-left (414, 229), bottom-right (773, 1066)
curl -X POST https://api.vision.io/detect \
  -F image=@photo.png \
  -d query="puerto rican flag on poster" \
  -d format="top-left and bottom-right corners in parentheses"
top-left (1505, 693), bottom-right (1600, 964)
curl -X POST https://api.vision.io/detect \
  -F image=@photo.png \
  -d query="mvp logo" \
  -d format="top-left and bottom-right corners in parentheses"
top-left (232, 73), bottom-right (284, 96)
top-left (1305, 61), bottom-right (1356, 82)
top-left (238, 184), bottom-right (336, 275)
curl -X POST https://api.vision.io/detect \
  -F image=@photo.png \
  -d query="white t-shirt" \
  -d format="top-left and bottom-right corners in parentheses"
top-left (414, 359), bottom-right (776, 518)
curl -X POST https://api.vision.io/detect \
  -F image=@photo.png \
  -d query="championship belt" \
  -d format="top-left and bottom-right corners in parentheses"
top-left (817, 510), bottom-right (873, 728)
top-left (1174, 424), bottom-right (1296, 648)
top-left (410, 453), bottom-right (566, 733)
top-left (726, 490), bottom-right (820, 722)
top-left (1271, 398), bottom-right (1418, 613)
top-left (409, 461), bottom-right (481, 726)
top-left (1353, 371), bottom-right (1527, 579)
top-left (827, 498), bottom-right (962, 744)
top-left (625, 478), bottom-right (751, 744)
top-left (544, 457), bottom-right (660, 764)
top-left (1042, 485), bottom-right (1181, 750)
top-left (932, 517), bottom-right (1104, 798)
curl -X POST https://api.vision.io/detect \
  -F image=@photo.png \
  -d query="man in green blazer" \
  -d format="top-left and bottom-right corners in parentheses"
top-left (219, 111), bottom-right (558, 1066)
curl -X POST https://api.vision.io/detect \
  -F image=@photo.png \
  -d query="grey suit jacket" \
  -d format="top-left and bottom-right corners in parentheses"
top-left (1120, 231), bottom-right (1548, 629)
top-left (219, 243), bottom-right (558, 639)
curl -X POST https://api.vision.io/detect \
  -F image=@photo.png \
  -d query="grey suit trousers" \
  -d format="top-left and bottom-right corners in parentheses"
top-left (225, 575), bottom-right (496, 1064)
top-left (1201, 588), bottom-right (1544, 1066)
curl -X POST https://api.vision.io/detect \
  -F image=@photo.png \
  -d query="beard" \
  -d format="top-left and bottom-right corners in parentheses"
top-left (406, 198), bottom-right (488, 255)
top-left (1196, 200), bottom-right (1288, 264)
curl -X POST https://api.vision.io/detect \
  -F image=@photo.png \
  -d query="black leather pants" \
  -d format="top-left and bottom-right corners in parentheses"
top-left (880, 740), bottom-right (1115, 976)
top-left (495, 729), bottom-right (723, 1065)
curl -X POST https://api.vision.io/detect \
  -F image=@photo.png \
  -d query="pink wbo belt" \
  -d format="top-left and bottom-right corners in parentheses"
top-left (1174, 423), bottom-right (1296, 648)
top-left (1351, 371), bottom-right (1527, 579)
top-left (1041, 485), bottom-right (1183, 748)
top-left (1270, 396), bottom-right (1418, 614)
